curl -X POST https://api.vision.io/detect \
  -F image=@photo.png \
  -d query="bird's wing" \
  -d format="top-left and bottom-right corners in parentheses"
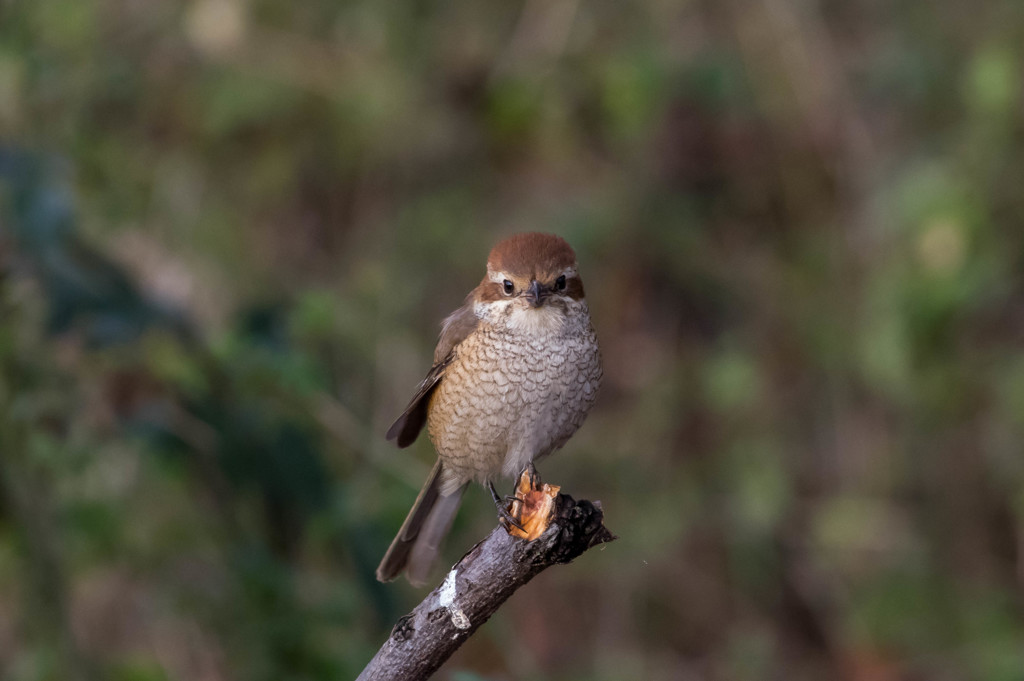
top-left (385, 295), bottom-right (478, 447)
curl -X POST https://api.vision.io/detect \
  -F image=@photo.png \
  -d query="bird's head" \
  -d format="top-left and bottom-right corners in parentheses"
top-left (474, 233), bottom-right (586, 331)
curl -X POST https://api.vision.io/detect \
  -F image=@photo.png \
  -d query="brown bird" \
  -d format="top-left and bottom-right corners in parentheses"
top-left (377, 232), bottom-right (602, 585)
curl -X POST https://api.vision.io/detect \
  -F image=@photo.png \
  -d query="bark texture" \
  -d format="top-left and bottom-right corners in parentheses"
top-left (358, 493), bottom-right (615, 681)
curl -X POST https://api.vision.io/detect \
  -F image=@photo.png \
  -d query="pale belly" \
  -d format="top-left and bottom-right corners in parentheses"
top-left (426, 323), bottom-right (601, 494)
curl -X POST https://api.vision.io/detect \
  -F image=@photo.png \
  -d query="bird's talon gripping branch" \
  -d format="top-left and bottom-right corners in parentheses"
top-left (506, 465), bottom-right (560, 541)
top-left (489, 482), bottom-right (526, 531)
top-left (497, 514), bottom-right (522, 533)
top-left (496, 508), bottom-right (525, 532)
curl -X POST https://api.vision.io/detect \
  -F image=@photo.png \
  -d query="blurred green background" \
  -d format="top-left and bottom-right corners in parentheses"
top-left (2, 0), bottom-right (1024, 679)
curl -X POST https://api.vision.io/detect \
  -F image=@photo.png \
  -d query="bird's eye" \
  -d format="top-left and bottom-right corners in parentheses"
top-left (555, 275), bottom-right (566, 291)
top-left (502, 279), bottom-right (514, 295)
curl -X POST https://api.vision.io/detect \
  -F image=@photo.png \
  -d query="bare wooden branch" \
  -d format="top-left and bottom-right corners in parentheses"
top-left (358, 492), bottom-right (615, 681)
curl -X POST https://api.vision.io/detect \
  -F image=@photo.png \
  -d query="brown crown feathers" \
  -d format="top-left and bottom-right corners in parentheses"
top-left (478, 232), bottom-right (585, 302)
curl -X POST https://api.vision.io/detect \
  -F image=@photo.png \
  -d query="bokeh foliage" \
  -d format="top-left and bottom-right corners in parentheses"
top-left (3, 0), bottom-right (1024, 679)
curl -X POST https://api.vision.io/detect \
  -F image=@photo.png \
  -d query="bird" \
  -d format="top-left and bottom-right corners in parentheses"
top-left (377, 232), bottom-right (602, 585)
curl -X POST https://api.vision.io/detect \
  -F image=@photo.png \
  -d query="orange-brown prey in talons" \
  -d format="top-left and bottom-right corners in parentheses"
top-left (504, 463), bottom-right (560, 541)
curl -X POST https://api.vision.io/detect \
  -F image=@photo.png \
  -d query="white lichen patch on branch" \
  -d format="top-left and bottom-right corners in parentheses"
top-left (439, 569), bottom-right (471, 630)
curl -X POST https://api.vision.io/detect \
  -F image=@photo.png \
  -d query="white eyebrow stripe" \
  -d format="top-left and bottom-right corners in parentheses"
top-left (487, 267), bottom-right (578, 283)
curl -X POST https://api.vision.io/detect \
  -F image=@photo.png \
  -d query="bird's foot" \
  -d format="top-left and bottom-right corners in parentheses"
top-left (523, 461), bottom-right (540, 488)
top-left (505, 463), bottom-right (560, 541)
top-left (488, 482), bottom-right (525, 532)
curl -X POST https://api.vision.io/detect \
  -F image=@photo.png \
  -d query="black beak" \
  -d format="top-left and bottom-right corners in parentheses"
top-left (524, 280), bottom-right (548, 308)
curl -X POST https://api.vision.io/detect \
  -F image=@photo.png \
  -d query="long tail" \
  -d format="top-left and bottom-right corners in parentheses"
top-left (376, 460), bottom-right (466, 586)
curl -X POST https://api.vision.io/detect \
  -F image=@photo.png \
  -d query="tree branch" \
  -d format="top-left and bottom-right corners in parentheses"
top-left (358, 492), bottom-right (615, 681)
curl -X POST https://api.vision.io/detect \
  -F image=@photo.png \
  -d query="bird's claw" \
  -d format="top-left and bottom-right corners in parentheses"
top-left (488, 481), bottom-right (525, 531)
top-left (497, 506), bottom-right (526, 532)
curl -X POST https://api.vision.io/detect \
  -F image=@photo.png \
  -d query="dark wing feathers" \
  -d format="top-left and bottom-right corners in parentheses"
top-left (384, 356), bottom-right (451, 447)
top-left (385, 296), bottom-right (478, 447)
